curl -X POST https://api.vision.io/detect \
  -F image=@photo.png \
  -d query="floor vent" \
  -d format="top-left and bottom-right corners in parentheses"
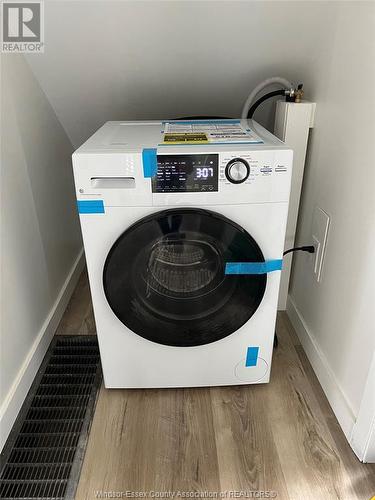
top-left (0, 336), bottom-right (101, 500)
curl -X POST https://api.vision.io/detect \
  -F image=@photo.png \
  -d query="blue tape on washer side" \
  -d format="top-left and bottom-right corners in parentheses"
top-left (142, 148), bottom-right (158, 178)
top-left (224, 260), bottom-right (283, 275)
top-left (246, 347), bottom-right (259, 367)
top-left (77, 200), bottom-right (104, 214)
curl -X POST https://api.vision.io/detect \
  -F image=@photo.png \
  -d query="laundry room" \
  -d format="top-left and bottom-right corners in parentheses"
top-left (1, 1), bottom-right (375, 499)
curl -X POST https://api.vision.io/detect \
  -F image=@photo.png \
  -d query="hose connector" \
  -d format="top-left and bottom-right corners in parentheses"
top-left (285, 84), bottom-right (304, 103)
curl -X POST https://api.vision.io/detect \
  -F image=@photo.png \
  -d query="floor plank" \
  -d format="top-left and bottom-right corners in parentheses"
top-left (211, 384), bottom-right (290, 498)
top-left (56, 269), bottom-right (96, 335)
top-left (295, 344), bottom-right (375, 500)
top-left (270, 314), bottom-right (358, 500)
top-left (75, 386), bottom-right (221, 499)
top-left (57, 271), bottom-right (375, 500)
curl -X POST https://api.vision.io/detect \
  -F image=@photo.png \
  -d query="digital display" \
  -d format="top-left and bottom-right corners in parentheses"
top-left (152, 154), bottom-right (219, 193)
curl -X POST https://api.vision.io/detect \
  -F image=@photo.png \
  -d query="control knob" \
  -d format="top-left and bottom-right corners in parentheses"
top-left (225, 158), bottom-right (250, 184)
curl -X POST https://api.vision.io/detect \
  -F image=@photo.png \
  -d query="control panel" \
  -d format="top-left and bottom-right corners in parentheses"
top-left (73, 149), bottom-right (292, 209)
top-left (150, 150), bottom-right (291, 205)
top-left (152, 151), bottom-right (290, 192)
top-left (73, 121), bottom-right (292, 209)
top-left (152, 154), bottom-right (218, 193)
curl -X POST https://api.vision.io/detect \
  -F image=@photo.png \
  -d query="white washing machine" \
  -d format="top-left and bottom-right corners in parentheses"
top-left (72, 119), bottom-right (292, 388)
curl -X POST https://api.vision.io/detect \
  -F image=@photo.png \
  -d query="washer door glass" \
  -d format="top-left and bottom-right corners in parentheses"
top-left (103, 208), bottom-right (266, 347)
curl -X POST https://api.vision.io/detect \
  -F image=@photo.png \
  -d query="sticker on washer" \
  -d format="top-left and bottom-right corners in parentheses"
top-left (161, 120), bottom-right (263, 145)
top-left (163, 133), bottom-right (208, 144)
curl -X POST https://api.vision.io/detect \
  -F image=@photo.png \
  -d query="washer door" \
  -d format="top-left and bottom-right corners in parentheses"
top-left (103, 208), bottom-right (266, 347)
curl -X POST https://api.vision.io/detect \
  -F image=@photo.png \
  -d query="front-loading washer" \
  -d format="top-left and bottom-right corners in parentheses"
top-left (72, 119), bottom-right (292, 388)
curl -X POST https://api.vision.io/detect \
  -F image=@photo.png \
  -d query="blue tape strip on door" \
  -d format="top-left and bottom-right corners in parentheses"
top-left (246, 346), bottom-right (259, 367)
top-left (77, 200), bottom-right (105, 214)
top-left (142, 148), bottom-right (158, 178)
top-left (225, 260), bottom-right (283, 275)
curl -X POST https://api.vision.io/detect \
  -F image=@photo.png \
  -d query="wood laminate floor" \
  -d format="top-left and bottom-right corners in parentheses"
top-left (56, 270), bottom-right (375, 500)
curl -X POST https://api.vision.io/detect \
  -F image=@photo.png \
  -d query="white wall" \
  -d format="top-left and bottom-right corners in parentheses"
top-left (0, 55), bottom-right (83, 450)
top-left (287, 1), bottom-right (375, 438)
top-left (25, 0), bottom-right (338, 147)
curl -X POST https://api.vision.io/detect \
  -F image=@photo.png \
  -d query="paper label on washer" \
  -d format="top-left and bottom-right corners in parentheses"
top-left (161, 121), bottom-right (263, 145)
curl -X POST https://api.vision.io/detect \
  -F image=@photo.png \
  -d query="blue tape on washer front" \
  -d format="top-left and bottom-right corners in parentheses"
top-left (77, 200), bottom-right (104, 214)
top-left (224, 260), bottom-right (283, 275)
top-left (142, 148), bottom-right (158, 177)
top-left (246, 347), bottom-right (259, 367)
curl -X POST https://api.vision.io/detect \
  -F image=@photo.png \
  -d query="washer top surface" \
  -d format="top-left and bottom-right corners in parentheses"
top-left (74, 119), bottom-right (289, 156)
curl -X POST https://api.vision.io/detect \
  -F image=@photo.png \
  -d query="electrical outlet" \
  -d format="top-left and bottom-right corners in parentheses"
top-left (312, 207), bottom-right (330, 282)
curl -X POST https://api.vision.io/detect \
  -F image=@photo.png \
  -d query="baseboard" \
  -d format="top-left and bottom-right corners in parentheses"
top-left (350, 352), bottom-right (375, 462)
top-left (0, 249), bottom-right (85, 451)
top-left (286, 295), bottom-right (356, 440)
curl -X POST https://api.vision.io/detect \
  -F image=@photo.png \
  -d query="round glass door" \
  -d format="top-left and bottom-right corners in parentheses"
top-left (103, 208), bottom-right (266, 347)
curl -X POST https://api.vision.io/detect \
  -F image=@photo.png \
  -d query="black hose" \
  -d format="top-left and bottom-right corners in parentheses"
top-left (247, 89), bottom-right (286, 119)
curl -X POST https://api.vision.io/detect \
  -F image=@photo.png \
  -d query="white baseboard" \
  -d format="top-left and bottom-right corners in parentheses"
top-left (286, 295), bottom-right (356, 441)
top-left (350, 352), bottom-right (375, 462)
top-left (0, 249), bottom-right (85, 451)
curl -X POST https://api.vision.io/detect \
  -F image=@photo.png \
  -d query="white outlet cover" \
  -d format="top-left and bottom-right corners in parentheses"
top-left (312, 207), bottom-right (330, 282)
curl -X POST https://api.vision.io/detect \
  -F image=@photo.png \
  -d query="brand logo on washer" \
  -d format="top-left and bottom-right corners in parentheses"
top-left (1, 1), bottom-right (44, 52)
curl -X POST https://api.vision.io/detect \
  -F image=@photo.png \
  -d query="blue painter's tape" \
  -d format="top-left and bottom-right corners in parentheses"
top-left (142, 148), bottom-right (158, 178)
top-left (77, 200), bottom-right (104, 214)
top-left (246, 346), bottom-right (259, 367)
top-left (225, 260), bottom-right (283, 275)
